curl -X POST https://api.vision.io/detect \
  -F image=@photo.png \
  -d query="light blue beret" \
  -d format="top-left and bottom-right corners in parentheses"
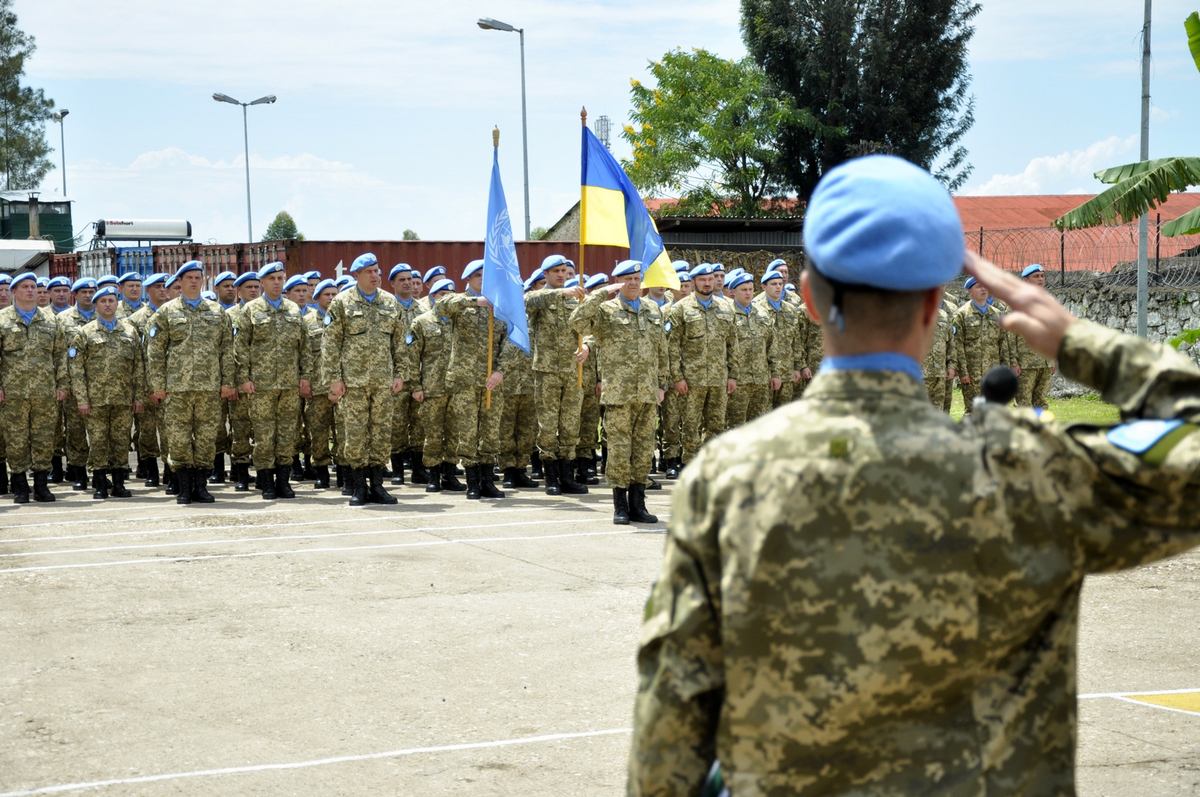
top-left (428, 278), bottom-right (455, 296)
top-left (176, 261), bottom-right (204, 279)
top-left (96, 275), bottom-right (118, 287)
top-left (711, 262), bottom-right (725, 272)
top-left (164, 273), bottom-right (177, 287)
top-left (804, 155), bottom-right (964, 291)
top-left (389, 263), bottom-right (412, 280)
top-left (143, 273), bottom-right (168, 288)
top-left (233, 272), bottom-right (260, 287)
top-left (726, 268), bottom-right (745, 280)
top-left (612, 259), bottom-right (642, 278)
top-left (462, 259), bottom-right (484, 280)
top-left (36, 277), bottom-right (49, 287)
top-left (584, 273), bottom-right (609, 290)
top-left (523, 270), bottom-right (546, 292)
top-left (305, 270), bottom-right (322, 280)
top-left (963, 276), bottom-right (978, 290)
top-left (314, 279), bottom-right (336, 297)
top-left (201, 290), bottom-right (217, 301)
top-left (350, 253), bottom-right (378, 273)
top-left (785, 283), bottom-right (797, 292)
top-left (257, 262), bottom-right (285, 280)
top-left (671, 260), bottom-right (690, 273)
top-left (564, 277), bottom-right (579, 289)
top-left (1021, 264), bottom-right (1044, 278)
top-left (541, 254), bottom-right (569, 270)
top-left (213, 271), bottom-right (236, 286)
top-left (335, 275), bottom-right (355, 288)
top-left (423, 266), bottom-right (446, 283)
top-left (93, 286), bottom-right (120, 300)
top-left (689, 263), bottom-right (715, 278)
top-left (761, 270), bottom-right (784, 284)
top-left (0, 273), bottom-right (9, 285)
top-left (678, 272), bottom-right (692, 283)
top-left (118, 271), bottom-right (142, 284)
top-left (409, 269), bottom-right (422, 280)
top-left (283, 274), bottom-right (308, 292)
top-left (727, 272), bottom-right (754, 290)
top-left (13, 272), bottom-right (37, 288)
top-left (339, 282), bottom-right (355, 293)
top-left (71, 277), bottom-right (96, 292)
top-left (48, 276), bottom-right (71, 289)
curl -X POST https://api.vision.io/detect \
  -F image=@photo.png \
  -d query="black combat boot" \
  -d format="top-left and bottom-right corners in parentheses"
top-left (291, 459), bottom-right (305, 482)
top-left (191, 468), bottom-right (215, 503)
top-left (349, 467), bottom-right (369, 507)
top-left (628, 484), bottom-right (659, 524)
top-left (441, 462), bottom-right (466, 492)
top-left (341, 463), bottom-right (354, 496)
top-left (32, 471), bottom-right (56, 502)
top-left (335, 462), bottom-right (344, 489)
top-left (72, 465), bottom-right (88, 491)
top-left (543, 459), bottom-right (561, 496)
top-left (233, 462), bottom-right (250, 492)
top-left (260, 467), bottom-right (277, 500)
top-left (175, 468), bottom-right (192, 505)
top-left (390, 452), bottom-right (405, 485)
top-left (511, 466), bottom-right (539, 488)
top-left (576, 456), bottom-right (598, 486)
top-left (665, 457), bottom-right (681, 479)
top-left (12, 472), bottom-right (30, 504)
top-left (276, 466), bottom-right (296, 499)
top-left (92, 470), bottom-right (109, 500)
top-left (646, 476), bottom-right (662, 490)
top-left (651, 455), bottom-right (660, 474)
top-left (302, 455), bottom-right (317, 480)
top-left (0, 462), bottom-right (8, 495)
top-left (368, 466), bottom-right (398, 505)
top-left (136, 458), bottom-right (147, 479)
top-left (559, 459), bottom-right (589, 495)
top-left (464, 465), bottom-right (482, 500)
top-left (314, 465), bottom-right (330, 489)
top-left (612, 488), bottom-right (630, 525)
top-left (110, 468), bottom-right (132, 498)
top-left (479, 466), bottom-right (504, 499)
top-left (144, 457), bottom-right (161, 487)
top-left (530, 452), bottom-right (544, 480)
top-left (425, 461), bottom-right (443, 493)
top-left (50, 456), bottom-right (64, 483)
top-left (209, 453), bottom-right (226, 484)
top-left (599, 446), bottom-right (608, 475)
top-left (409, 451), bottom-right (429, 484)
top-left (164, 466), bottom-right (178, 495)
top-left (502, 467), bottom-right (518, 489)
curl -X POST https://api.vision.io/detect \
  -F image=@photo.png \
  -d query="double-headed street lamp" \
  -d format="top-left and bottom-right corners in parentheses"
top-left (51, 109), bottom-right (69, 196)
top-left (478, 17), bottom-right (531, 240)
top-left (213, 92), bottom-right (276, 243)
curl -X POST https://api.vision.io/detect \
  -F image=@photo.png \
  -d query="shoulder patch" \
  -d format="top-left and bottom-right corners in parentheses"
top-left (405, 333), bottom-right (414, 345)
top-left (323, 315), bottom-right (332, 326)
top-left (664, 321), bottom-right (672, 333)
top-left (1107, 419), bottom-right (1184, 454)
top-left (68, 347), bottom-right (77, 358)
top-left (148, 326), bottom-right (157, 338)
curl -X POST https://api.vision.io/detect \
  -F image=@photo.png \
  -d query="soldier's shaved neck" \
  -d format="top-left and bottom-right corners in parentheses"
top-left (803, 266), bottom-right (940, 359)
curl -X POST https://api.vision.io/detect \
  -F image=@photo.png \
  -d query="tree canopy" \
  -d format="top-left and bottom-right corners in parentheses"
top-left (263, 210), bottom-right (303, 241)
top-left (741, 0), bottom-right (979, 199)
top-left (0, 0), bottom-right (54, 190)
top-left (621, 48), bottom-right (813, 217)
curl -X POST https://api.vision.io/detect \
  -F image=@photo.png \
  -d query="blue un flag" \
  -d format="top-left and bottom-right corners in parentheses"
top-left (481, 145), bottom-right (530, 355)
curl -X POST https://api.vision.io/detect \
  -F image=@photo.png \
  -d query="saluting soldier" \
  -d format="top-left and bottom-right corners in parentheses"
top-left (388, 262), bottom-right (425, 485)
top-left (407, 278), bottom-right (464, 493)
top-left (950, 275), bottom-right (1015, 413)
top-left (68, 285), bottom-right (146, 499)
top-left (1014, 264), bottom-right (1057, 410)
top-left (725, 271), bottom-right (783, 429)
top-left (302, 279), bottom-right (338, 488)
top-left (570, 260), bottom-right (666, 525)
top-left (226, 271), bottom-right (261, 491)
top-left (127, 273), bottom-right (169, 487)
top-left (236, 263), bottom-right (313, 500)
top-left (146, 261), bottom-right (238, 505)
top-left (321, 252), bottom-right (406, 507)
top-left (0, 272), bottom-right (68, 503)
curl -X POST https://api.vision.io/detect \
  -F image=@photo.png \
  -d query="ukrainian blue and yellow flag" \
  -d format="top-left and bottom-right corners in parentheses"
top-left (580, 125), bottom-right (680, 290)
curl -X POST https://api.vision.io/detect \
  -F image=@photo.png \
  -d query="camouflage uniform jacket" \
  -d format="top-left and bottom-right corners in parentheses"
top-left (753, 293), bottom-right (804, 376)
top-left (146, 297), bottom-right (236, 394)
top-left (923, 301), bottom-right (955, 380)
top-left (303, 311), bottom-right (332, 396)
top-left (56, 305), bottom-right (96, 359)
top-left (435, 291), bottom-right (507, 390)
top-left (126, 303), bottom-right (160, 339)
top-left (525, 287), bottom-right (582, 373)
top-left (320, 288), bottom-right (405, 389)
top-left (569, 291), bottom-right (667, 406)
top-left (1013, 331), bottom-right (1054, 370)
top-left (406, 310), bottom-right (452, 397)
top-left (0, 305), bottom-right (67, 399)
top-left (234, 296), bottom-right (314, 390)
top-left (730, 301), bottom-right (784, 385)
top-left (951, 301), bottom-right (1013, 380)
top-left (116, 298), bottom-right (145, 320)
top-left (631, 319), bottom-right (1200, 797)
top-left (414, 295), bottom-right (433, 316)
top-left (666, 294), bottom-right (736, 387)
top-left (68, 318), bottom-right (146, 407)
top-left (798, 310), bottom-right (824, 373)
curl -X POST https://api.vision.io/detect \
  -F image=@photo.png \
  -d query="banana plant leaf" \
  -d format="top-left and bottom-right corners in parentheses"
top-left (1187, 12), bottom-right (1200, 74)
top-left (1161, 204), bottom-right (1200, 236)
top-left (1054, 157), bottom-right (1200, 230)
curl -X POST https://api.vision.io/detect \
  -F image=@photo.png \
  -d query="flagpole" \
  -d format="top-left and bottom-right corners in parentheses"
top-left (488, 126), bottom-right (500, 409)
top-left (578, 106), bottom-right (587, 389)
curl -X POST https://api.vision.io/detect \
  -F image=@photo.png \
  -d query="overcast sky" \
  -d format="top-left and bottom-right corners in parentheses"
top-left (24, 0), bottom-right (1200, 244)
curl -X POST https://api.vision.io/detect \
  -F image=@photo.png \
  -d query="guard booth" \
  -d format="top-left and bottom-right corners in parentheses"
top-left (0, 191), bottom-right (74, 253)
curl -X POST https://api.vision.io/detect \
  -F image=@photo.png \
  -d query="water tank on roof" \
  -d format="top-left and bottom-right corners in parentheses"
top-left (95, 219), bottom-right (192, 241)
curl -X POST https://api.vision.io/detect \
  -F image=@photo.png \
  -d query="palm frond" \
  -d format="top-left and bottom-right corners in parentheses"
top-left (1055, 157), bottom-right (1200, 230)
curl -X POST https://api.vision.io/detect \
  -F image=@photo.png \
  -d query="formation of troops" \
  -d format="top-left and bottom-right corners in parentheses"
top-left (0, 251), bottom-right (1051, 521)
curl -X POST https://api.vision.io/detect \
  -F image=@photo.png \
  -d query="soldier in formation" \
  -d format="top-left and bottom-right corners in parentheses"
top-left (304, 278), bottom-right (337, 488)
top-left (950, 275), bottom-right (1014, 413)
top-left (1014, 263), bottom-right (1056, 409)
top-left (408, 278), bottom-right (463, 493)
top-left (57, 277), bottom-right (98, 489)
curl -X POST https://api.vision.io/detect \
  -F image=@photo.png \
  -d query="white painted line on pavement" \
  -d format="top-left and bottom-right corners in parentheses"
top-left (1110, 696), bottom-right (1200, 718)
top-left (0, 528), bottom-right (666, 574)
top-left (0, 727), bottom-right (633, 796)
top-left (1078, 687), bottom-right (1200, 698)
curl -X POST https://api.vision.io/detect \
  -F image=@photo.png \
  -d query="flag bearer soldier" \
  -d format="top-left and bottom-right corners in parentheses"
top-left (55, 277), bottom-right (99, 490)
top-left (408, 278), bottom-right (464, 493)
top-left (753, 268), bottom-right (802, 410)
top-left (725, 271), bottom-right (783, 429)
top-left (578, 273), bottom-right (608, 481)
top-left (388, 262), bottom-right (427, 485)
top-left (116, 272), bottom-right (145, 318)
top-left (0, 272), bottom-right (68, 503)
top-left (237, 263), bottom-right (314, 500)
top-left (435, 260), bottom-right (508, 500)
top-left (525, 254), bottom-right (591, 496)
top-left (950, 275), bottom-right (1014, 414)
top-left (283, 273), bottom-right (316, 481)
top-left (68, 286), bottom-right (146, 499)
top-left (321, 252), bottom-right (406, 507)
top-left (570, 260), bottom-right (666, 525)
top-left (666, 262), bottom-right (736, 467)
top-left (146, 261), bottom-right (238, 505)
top-left (128, 273), bottom-right (168, 486)
top-left (227, 271), bottom-right (261, 490)
top-left (1014, 264), bottom-right (1056, 410)
top-left (303, 279), bottom-right (338, 488)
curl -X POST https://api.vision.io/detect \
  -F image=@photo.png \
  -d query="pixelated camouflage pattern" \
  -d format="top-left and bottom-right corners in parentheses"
top-left (235, 296), bottom-right (313, 390)
top-left (145, 297), bottom-right (235, 393)
top-left (2, 397), bottom-right (57, 473)
top-left (418, 394), bottom-right (452, 467)
top-left (337, 383), bottom-right (393, 468)
top-left (730, 302), bottom-right (784, 386)
top-left (448, 385), bottom-right (503, 466)
top-left (320, 288), bottom-right (406, 389)
top-left (407, 310), bottom-right (452, 397)
top-left (116, 299), bottom-right (144, 320)
top-left (68, 318), bottom-right (146, 407)
top-left (604, 402), bottom-right (656, 489)
top-left (569, 291), bottom-right (668, 406)
top-left (950, 301), bottom-right (1012, 382)
top-left (0, 305), bottom-right (67, 399)
top-left (630, 319), bottom-right (1200, 797)
top-left (85, 404), bottom-right (134, 471)
top-left (666, 294), bottom-right (736, 387)
top-left (161, 390), bottom-right (222, 469)
top-left (1016, 367), bottom-right (1053, 410)
top-left (249, 388), bottom-right (301, 469)
top-left (498, 392), bottom-right (536, 470)
top-left (436, 292), bottom-right (507, 390)
top-left (532, 371), bottom-right (581, 460)
top-left (753, 292), bottom-right (804, 377)
top-left (303, 311), bottom-right (332, 396)
top-left (305, 392), bottom-right (335, 466)
top-left (525, 287), bottom-right (583, 373)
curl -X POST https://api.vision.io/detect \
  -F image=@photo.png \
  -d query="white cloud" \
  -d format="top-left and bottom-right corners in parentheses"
top-left (962, 135), bottom-right (1138, 196)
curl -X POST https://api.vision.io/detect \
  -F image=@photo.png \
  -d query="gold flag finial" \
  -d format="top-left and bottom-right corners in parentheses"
top-left (581, 107), bottom-right (587, 127)
top-left (492, 126), bottom-right (500, 148)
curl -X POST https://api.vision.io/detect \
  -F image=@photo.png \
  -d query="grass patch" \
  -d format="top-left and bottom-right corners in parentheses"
top-left (949, 389), bottom-right (1120, 425)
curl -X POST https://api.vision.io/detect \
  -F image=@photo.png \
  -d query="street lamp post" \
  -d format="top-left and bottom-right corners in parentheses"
top-left (478, 17), bottom-right (531, 240)
top-left (213, 92), bottom-right (277, 243)
top-left (52, 109), bottom-right (69, 196)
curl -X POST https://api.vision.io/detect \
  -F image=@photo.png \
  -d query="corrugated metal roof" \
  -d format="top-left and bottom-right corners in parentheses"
top-left (955, 193), bottom-right (1200, 229)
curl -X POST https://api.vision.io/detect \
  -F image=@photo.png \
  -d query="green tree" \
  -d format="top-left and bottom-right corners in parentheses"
top-left (530, 226), bottom-right (549, 240)
top-left (262, 210), bottom-right (304, 241)
top-left (741, 0), bottom-right (979, 199)
top-left (621, 48), bottom-right (812, 217)
top-left (402, 229), bottom-right (420, 240)
top-left (0, 0), bottom-right (54, 190)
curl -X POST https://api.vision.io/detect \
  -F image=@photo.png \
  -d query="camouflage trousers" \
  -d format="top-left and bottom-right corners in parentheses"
top-left (339, 384), bottom-right (394, 468)
top-left (162, 390), bottom-right (221, 470)
top-left (390, 389), bottom-right (416, 454)
top-left (579, 383), bottom-right (600, 457)
top-left (249, 389), bottom-right (301, 470)
top-left (62, 400), bottom-right (88, 467)
top-left (604, 402), bottom-right (656, 489)
top-left (498, 392), bottom-right (536, 470)
top-left (960, 377), bottom-right (980, 414)
top-left (450, 386), bottom-right (504, 467)
top-left (215, 398), bottom-right (232, 455)
top-left (943, 379), bottom-right (955, 413)
top-left (417, 394), bottom-right (451, 467)
top-left (659, 389), bottom-right (681, 460)
top-left (681, 385), bottom-right (727, 464)
top-left (534, 371), bottom-right (581, 460)
top-left (1017, 367), bottom-right (1053, 410)
top-left (305, 394), bottom-right (335, 467)
top-left (86, 405), bottom-right (134, 471)
top-left (2, 396), bottom-right (58, 474)
top-left (137, 401), bottom-right (162, 459)
top-left (230, 393), bottom-right (253, 465)
top-left (0, 425), bottom-right (6, 461)
top-left (725, 383), bottom-right (770, 429)
top-left (771, 380), bottom-right (795, 408)
top-left (925, 374), bottom-right (946, 410)
top-left (297, 398), bottom-right (310, 458)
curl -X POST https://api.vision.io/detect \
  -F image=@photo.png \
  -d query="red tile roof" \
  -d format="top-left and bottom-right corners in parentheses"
top-left (954, 193), bottom-right (1200, 230)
